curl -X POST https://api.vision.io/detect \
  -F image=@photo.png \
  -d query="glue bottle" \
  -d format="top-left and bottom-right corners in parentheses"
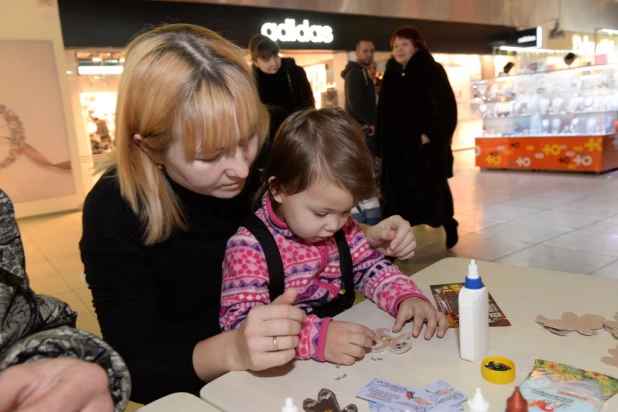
top-left (505, 386), bottom-right (528, 412)
top-left (281, 397), bottom-right (298, 412)
top-left (467, 388), bottom-right (489, 412)
top-left (458, 259), bottom-right (489, 362)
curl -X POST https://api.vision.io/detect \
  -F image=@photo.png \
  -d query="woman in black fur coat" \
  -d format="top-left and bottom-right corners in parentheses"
top-left (376, 27), bottom-right (459, 248)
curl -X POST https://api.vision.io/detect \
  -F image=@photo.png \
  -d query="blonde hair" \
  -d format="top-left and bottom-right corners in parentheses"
top-left (107, 24), bottom-right (269, 245)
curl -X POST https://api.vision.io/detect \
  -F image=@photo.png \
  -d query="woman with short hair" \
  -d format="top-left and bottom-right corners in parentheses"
top-left (80, 24), bottom-right (420, 404)
top-left (376, 26), bottom-right (459, 249)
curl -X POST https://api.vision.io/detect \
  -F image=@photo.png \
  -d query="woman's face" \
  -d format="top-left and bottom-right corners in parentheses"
top-left (255, 55), bottom-right (282, 74)
top-left (161, 133), bottom-right (259, 199)
top-left (366, 62), bottom-right (377, 81)
top-left (392, 37), bottom-right (417, 67)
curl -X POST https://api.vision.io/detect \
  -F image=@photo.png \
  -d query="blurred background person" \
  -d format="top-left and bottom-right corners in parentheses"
top-left (366, 60), bottom-right (381, 103)
top-left (376, 26), bottom-right (459, 249)
top-left (341, 40), bottom-right (376, 153)
top-left (92, 116), bottom-right (112, 147)
top-left (249, 34), bottom-right (315, 167)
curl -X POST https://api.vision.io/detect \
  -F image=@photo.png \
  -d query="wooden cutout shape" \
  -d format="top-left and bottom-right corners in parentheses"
top-left (371, 328), bottom-right (412, 354)
top-left (601, 345), bottom-right (618, 368)
top-left (303, 388), bottom-right (358, 412)
top-left (547, 328), bottom-right (570, 336)
top-left (536, 312), bottom-right (605, 336)
top-left (604, 319), bottom-right (618, 338)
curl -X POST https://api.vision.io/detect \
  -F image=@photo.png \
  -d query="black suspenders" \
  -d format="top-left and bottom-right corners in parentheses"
top-left (242, 215), bottom-right (356, 318)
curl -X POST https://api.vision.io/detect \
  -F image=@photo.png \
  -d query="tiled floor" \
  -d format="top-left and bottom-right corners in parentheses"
top-left (15, 148), bottom-right (618, 409)
top-left (396, 149), bottom-right (618, 279)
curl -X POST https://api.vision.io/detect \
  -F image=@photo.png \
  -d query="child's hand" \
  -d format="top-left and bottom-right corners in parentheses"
top-left (324, 321), bottom-right (377, 365)
top-left (393, 297), bottom-right (448, 339)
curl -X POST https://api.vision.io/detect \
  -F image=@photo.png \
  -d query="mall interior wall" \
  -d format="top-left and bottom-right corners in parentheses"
top-left (0, 0), bottom-right (88, 218)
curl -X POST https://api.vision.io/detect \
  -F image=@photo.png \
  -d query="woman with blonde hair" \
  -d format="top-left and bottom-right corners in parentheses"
top-left (80, 24), bottom-right (419, 404)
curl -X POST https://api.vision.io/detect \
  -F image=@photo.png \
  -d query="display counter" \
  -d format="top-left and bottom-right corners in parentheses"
top-left (475, 134), bottom-right (618, 172)
top-left (471, 64), bottom-right (618, 172)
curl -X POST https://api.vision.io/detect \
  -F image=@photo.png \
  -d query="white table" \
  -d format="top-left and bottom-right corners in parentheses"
top-left (200, 258), bottom-right (618, 411)
top-left (138, 393), bottom-right (220, 411)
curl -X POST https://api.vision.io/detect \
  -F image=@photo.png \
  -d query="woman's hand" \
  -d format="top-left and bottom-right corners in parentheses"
top-left (324, 321), bottom-right (376, 366)
top-left (393, 297), bottom-right (449, 339)
top-left (364, 215), bottom-right (417, 260)
top-left (421, 134), bottom-right (431, 144)
top-left (230, 289), bottom-right (307, 371)
top-left (0, 358), bottom-right (113, 412)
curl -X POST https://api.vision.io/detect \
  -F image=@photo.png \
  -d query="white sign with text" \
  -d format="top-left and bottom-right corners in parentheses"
top-left (261, 19), bottom-right (333, 43)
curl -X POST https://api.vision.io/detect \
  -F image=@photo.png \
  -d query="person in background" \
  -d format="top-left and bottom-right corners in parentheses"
top-left (90, 132), bottom-right (104, 154)
top-left (249, 34), bottom-right (315, 167)
top-left (376, 26), bottom-right (459, 249)
top-left (341, 40), bottom-right (376, 153)
top-left (80, 24), bottom-right (419, 404)
top-left (366, 60), bottom-right (381, 103)
top-left (342, 40), bottom-right (381, 225)
top-left (93, 117), bottom-right (112, 147)
top-left (0, 189), bottom-right (130, 412)
top-left (220, 108), bottom-right (447, 366)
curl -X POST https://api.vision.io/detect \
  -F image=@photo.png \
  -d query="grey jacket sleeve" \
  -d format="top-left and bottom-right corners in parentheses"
top-left (0, 189), bottom-right (130, 412)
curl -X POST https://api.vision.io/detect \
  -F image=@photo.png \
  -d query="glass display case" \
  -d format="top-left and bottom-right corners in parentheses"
top-left (471, 64), bottom-right (618, 173)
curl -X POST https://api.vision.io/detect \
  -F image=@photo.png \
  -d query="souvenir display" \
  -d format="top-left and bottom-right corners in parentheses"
top-left (471, 64), bottom-right (618, 138)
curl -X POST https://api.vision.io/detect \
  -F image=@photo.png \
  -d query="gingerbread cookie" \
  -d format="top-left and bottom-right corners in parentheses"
top-left (371, 328), bottom-right (412, 354)
top-left (303, 388), bottom-right (357, 412)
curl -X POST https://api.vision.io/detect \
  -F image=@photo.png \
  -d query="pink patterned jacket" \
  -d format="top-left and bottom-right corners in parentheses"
top-left (219, 194), bottom-right (429, 362)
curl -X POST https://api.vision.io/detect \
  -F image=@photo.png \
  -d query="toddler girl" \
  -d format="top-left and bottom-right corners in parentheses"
top-left (220, 108), bottom-right (447, 365)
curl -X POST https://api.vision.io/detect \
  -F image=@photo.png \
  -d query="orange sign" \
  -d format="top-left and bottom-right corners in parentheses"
top-left (475, 135), bottom-right (618, 173)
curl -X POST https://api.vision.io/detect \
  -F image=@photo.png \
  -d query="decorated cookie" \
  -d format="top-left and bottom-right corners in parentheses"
top-left (371, 328), bottom-right (412, 354)
top-left (303, 388), bottom-right (357, 412)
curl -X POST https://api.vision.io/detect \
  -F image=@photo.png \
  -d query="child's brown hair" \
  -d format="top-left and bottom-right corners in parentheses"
top-left (264, 108), bottom-right (378, 203)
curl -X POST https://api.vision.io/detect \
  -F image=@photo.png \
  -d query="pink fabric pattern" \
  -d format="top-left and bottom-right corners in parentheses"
top-left (220, 194), bottom-right (429, 361)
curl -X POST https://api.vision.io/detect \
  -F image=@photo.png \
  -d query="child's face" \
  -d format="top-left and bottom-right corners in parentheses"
top-left (272, 179), bottom-right (356, 243)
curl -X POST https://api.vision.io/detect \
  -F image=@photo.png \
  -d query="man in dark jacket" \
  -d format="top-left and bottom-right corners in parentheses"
top-left (341, 40), bottom-right (376, 152)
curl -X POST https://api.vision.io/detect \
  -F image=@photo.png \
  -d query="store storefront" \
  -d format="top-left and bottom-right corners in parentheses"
top-left (472, 29), bottom-right (618, 173)
top-left (58, 0), bottom-right (518, 174)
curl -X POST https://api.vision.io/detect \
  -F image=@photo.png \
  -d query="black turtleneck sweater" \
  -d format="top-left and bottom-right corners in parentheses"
top-left (80, 170), bottom-right (257, 404)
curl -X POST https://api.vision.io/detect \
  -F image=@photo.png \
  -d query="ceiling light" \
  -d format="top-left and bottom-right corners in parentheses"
top-left (600, 29), bottom-right (618, 35)
top-left (499, 46), bottom-right (573, 53)
top-left (77, 65), bottom-right (123, 75)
